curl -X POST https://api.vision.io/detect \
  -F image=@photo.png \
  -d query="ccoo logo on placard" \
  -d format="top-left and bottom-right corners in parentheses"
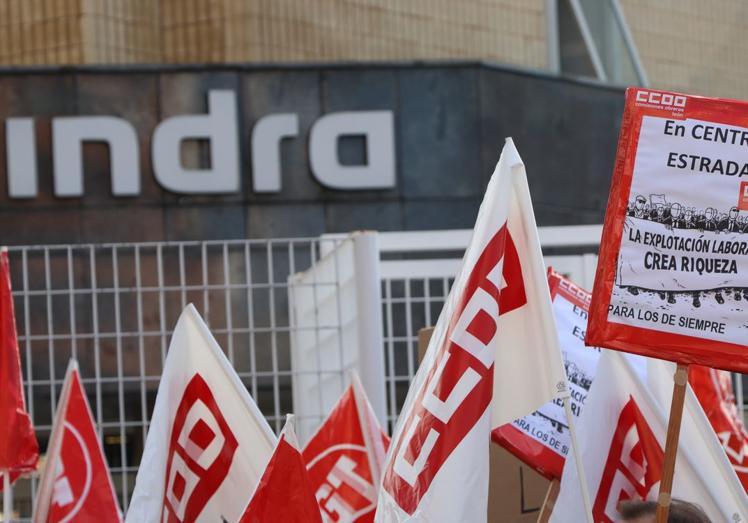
top-left (635, 89), bottom-right (687, 110)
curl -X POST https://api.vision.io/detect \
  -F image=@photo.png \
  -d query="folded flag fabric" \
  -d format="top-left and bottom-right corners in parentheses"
top-left (240, 415), bottom-right (322, 523)
top-left (492, 269), bottom-right (599, 480)
top-left (0, 248), bottom-right (38, 487)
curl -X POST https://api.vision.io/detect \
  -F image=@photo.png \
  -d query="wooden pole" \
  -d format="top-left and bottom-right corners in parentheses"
top-left (563, 397), bottom-right (594, 523)
top-left (3, 470), bottom-right (11, 523)
top-left (536, 478), bottom-right (560, 523)
top-left (417, 327), bottom-right (434, 364)
top-left (655, 363), bottom-right (689, 523)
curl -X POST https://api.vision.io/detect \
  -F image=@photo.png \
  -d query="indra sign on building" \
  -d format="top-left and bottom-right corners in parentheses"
top-left (4, 90), bottom-right (396, 198)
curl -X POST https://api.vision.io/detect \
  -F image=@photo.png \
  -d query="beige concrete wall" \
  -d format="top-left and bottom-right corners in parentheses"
top-left (0, 0), bottom-right (548, 68)
top-left (0, 0), bottom-right (161, 66)
top-left (161, 0), bottom-right (229, 63)
top-left (0, 0), bottom-right (85, 65)
top-left (4, 0), bottom-right (748, 104)
top-left (620, 0), bottom-right (748, 99)
top-left (80, 0), bottom-right (161, 64)
top-left (230, 0), bottom-right (547, 68)
top-left (10, 0), bottom-right (748, 103)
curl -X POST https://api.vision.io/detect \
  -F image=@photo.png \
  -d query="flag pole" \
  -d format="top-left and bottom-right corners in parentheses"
top-left (536, 478), bottom-right (560, 523)
top-left (3, 470), bottom-right (11, 523)
top-left (655, 363), bottom-right (689, 523)
top-left (563, 397), bottom-right (594, 523)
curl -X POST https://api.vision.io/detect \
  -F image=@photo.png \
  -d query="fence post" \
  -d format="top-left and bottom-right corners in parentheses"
top-left (3, 470), bottom-right (12, 523)
top-left (352, 231), bottom-right (387, 426)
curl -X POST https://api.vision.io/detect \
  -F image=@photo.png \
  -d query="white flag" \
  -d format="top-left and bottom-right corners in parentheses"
top-left (126, 304), bottom-right (276, 523)
top-left (376, 139), bottom-right (568, 521)
top-left (551, 350), bottom-right (748, 523)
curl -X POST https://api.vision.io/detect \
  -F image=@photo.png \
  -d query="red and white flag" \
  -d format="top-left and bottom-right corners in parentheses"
top-left (303, 372), bottom-right (389, 522)
top-left (0, 247), bottom-right (38, 486)
top-left (126, 304), bottom-right (277, 523)
top-left (492, 270), bottom-right (647, 480)
top-left (33, 360), bottom-right (122, 522)
top-left (689, 365), bottom-right (748, 493)
top-left (376, 139), bottom-right (568, 521)
top-left (239, 415), bottom-right (322, 523)
top-left (551, 350), bottom-right (748, 523)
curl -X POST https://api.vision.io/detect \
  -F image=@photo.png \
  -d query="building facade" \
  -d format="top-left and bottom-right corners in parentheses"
top-left (0, 60), bottom-right (620, 519)
top-left (1, 1), bottom-right (748, 99)
top-left (3, 1), bottom-right (744, 520)
top-left (0, 62), bottom-right (623, 246)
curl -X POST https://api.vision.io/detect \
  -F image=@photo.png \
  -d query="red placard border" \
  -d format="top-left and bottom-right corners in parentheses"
top-left (491, 424), bottom-right (562, 481)
top-left (587, 87), bottom-right (748, 373)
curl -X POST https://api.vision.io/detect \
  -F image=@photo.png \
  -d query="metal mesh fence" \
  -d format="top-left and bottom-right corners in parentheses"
top-left (4, 238), bottom-right (347, 517)
top-left (7, 225), bottom-right (738, 520)
top-left (381, 276), bottom-right (452, 429)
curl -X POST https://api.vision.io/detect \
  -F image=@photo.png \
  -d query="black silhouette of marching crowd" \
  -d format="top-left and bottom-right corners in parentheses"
top-left (623, 195), bottom-right (748, 307)
top-left (627, 195), bottom-right (747, 233)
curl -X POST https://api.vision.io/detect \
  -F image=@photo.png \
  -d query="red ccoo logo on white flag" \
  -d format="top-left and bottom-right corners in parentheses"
top-left (33, 360), bottom-right (122, 523)
top-left (126, 304), bottom-right (277, 523)
top-left (551, 350), bottom-right (748, 522)
top-left (375, 139), bottom-right (569, 521)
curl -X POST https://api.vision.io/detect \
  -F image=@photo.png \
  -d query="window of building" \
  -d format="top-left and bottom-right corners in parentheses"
top-left (548, 0), bottom-right (648, 86)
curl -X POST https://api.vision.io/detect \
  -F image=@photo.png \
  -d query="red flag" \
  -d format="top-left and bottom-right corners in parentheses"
top-left (689, 365), bottom-right (748, 492)
top-left (0, 247), bottom-right (38, 484)
top-left (240, 416), bottom-right (322, 523)
top-left (33, 360), bottom-right (122, 522)
top-left (303, 373), bottom-right (389, 522)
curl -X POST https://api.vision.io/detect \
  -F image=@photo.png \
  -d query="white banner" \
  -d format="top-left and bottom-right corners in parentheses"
top-left (619, 217), bottom-right (748, 291)
top-left (609, 114), bottom-right (748, 346)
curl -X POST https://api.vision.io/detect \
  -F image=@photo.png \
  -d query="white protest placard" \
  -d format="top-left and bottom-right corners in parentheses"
top-left (589, 88), bottom-right (748, 372)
